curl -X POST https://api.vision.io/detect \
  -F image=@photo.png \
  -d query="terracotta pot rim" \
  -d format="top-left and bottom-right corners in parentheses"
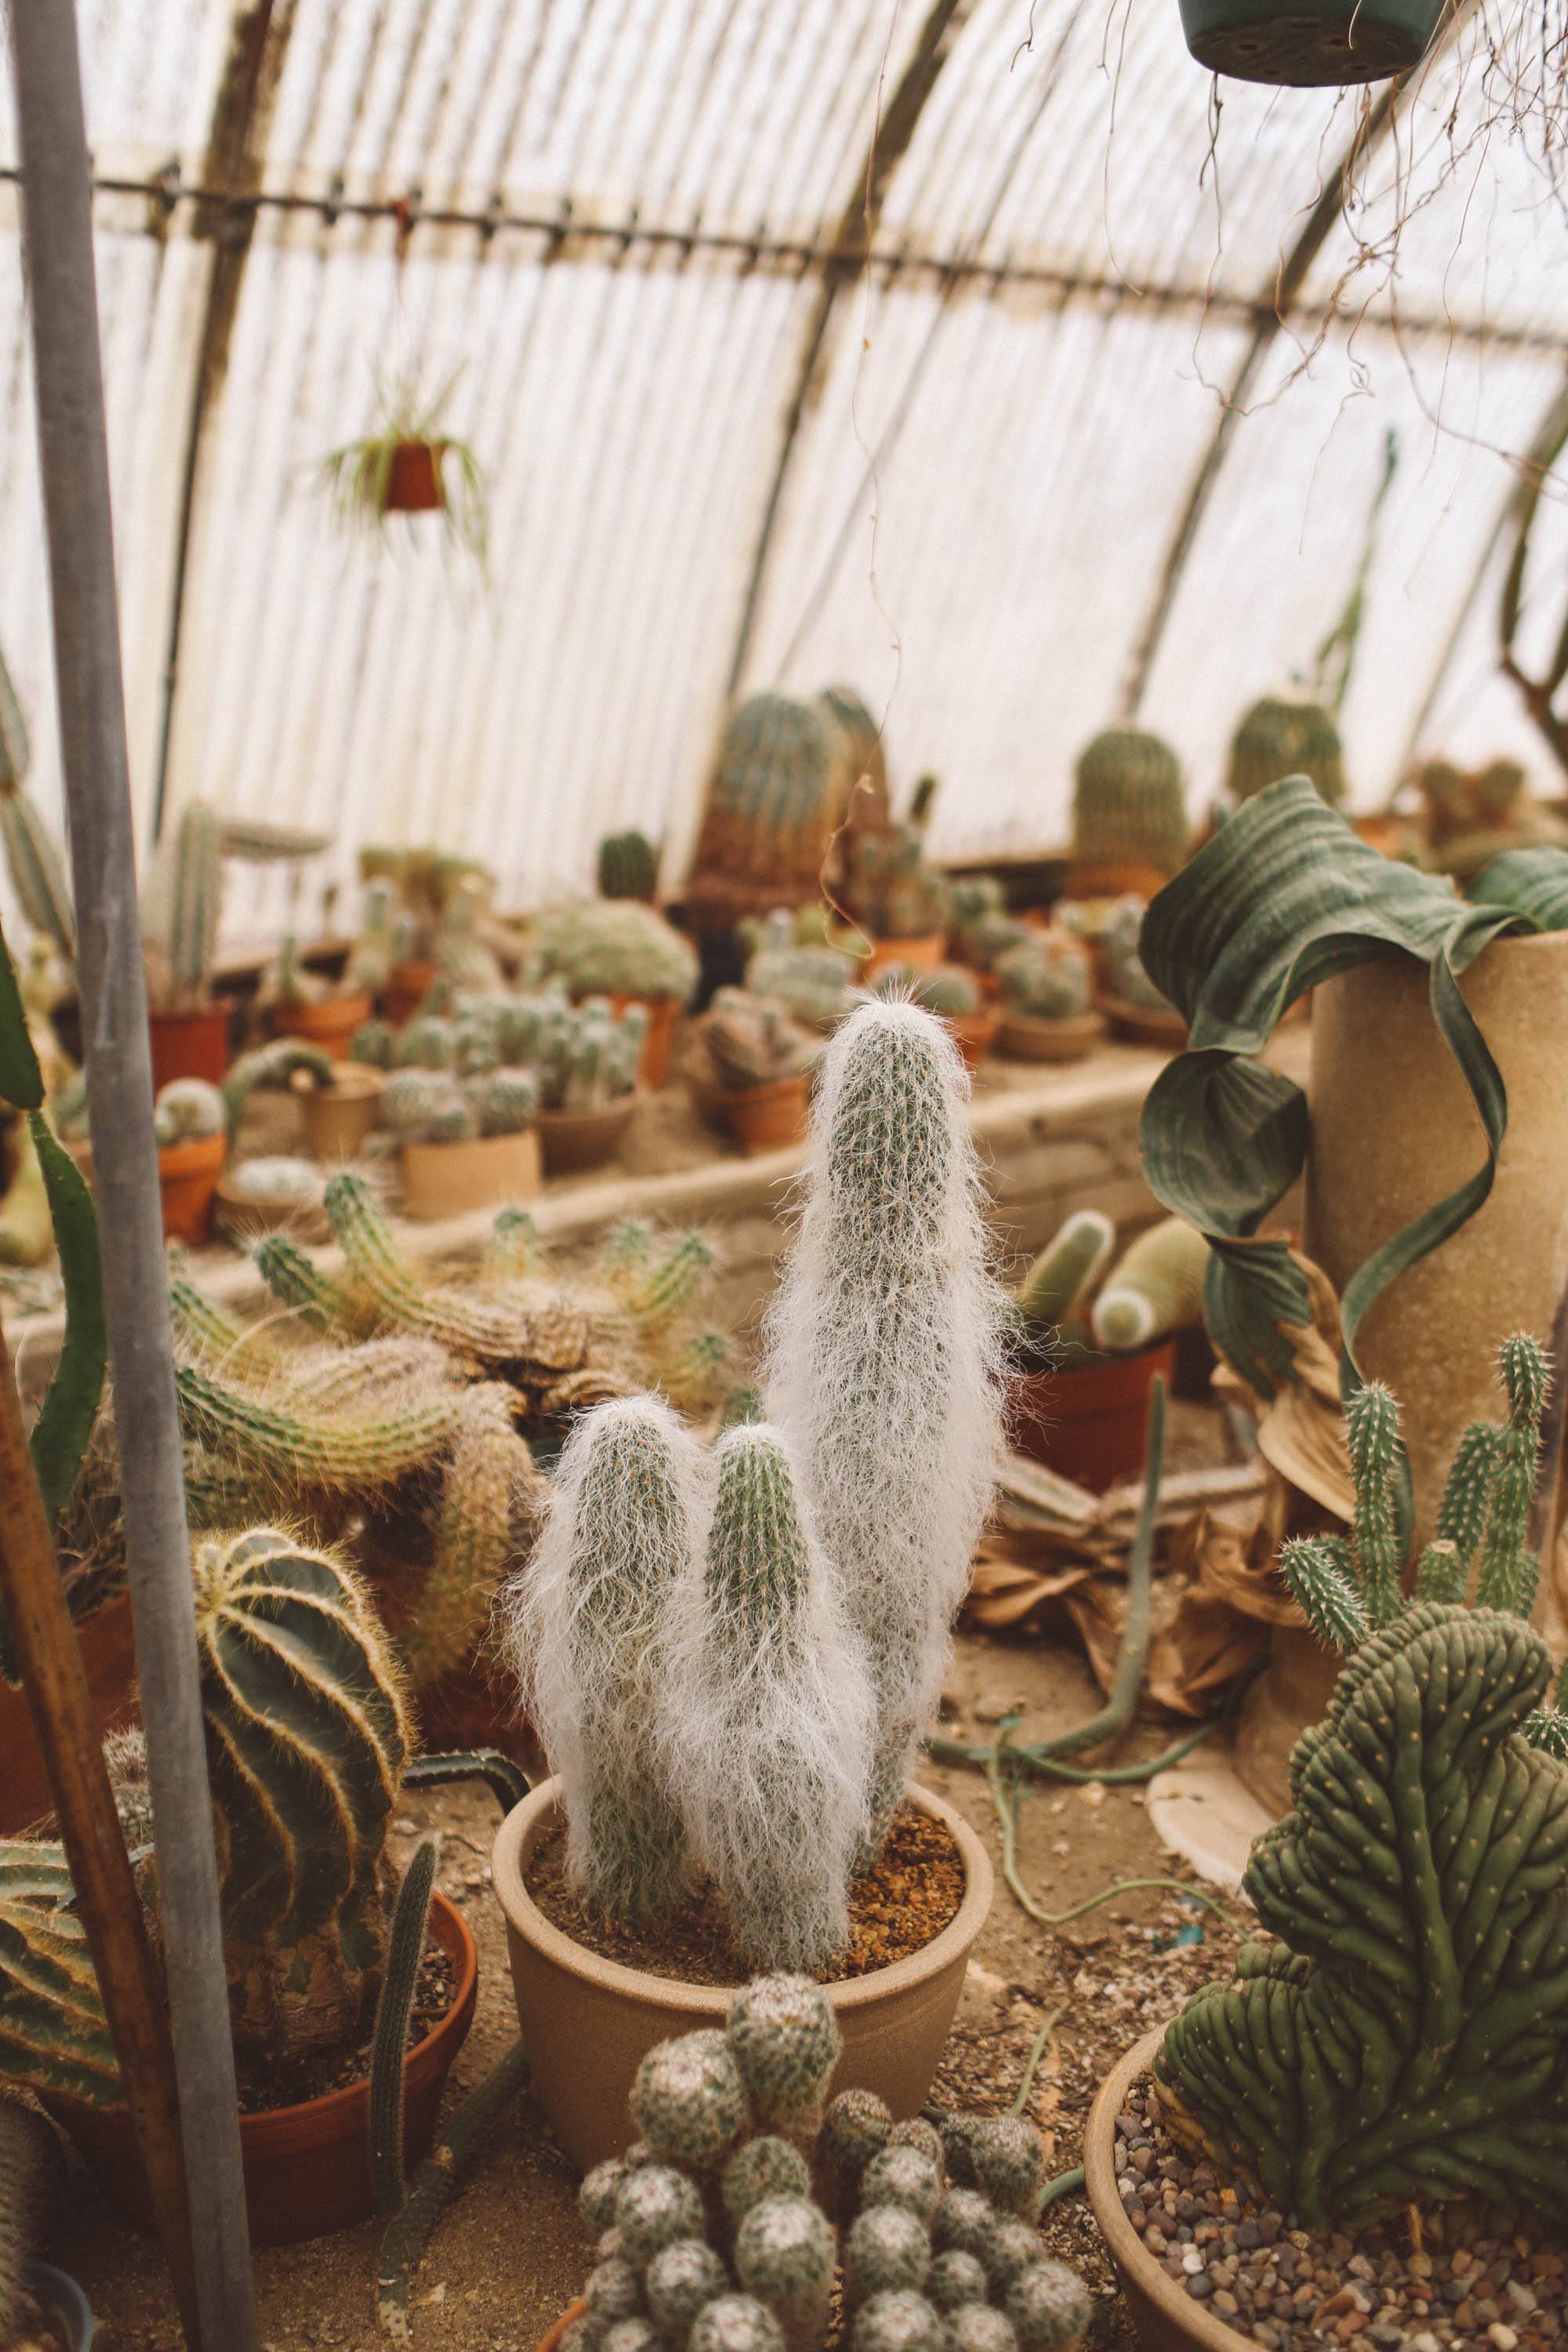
top-left (535, 1094), bottom-right (640, 1127)
top-left (148, 1003), bottom-right (227, 1029)
top-left (1098, 993), bottom-right (1187, 1040)
top-left (1085, 2027), bottom-right (1243, 2352)
top-left (1015, 1336), bottom-right (1176, 1385)
top-left (492, 1778), bottom-right (993, 2018)
top-left (156, 1133), bottom-right (227, 1175)
top-left (996, 1008), bottom-right (1107, 1051)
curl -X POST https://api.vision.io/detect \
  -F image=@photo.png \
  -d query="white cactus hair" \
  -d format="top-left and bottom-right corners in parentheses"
top-left (762, 998), bottom-right (1007, 1845)
top-left (501, 1392), bottom-right (709, 1925)
top-left (660, 1421), bottom-right (873, 1971)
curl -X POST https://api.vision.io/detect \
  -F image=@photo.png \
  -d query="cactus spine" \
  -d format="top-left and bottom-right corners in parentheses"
top-left (254, 1232), bottom-right (365, 1335)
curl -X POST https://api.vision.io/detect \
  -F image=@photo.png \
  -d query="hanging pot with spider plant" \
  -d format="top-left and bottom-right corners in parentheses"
top-left (1176, 0), bottom-right (1446, 88)
top-left (321, 372), bottom-right (487, 559)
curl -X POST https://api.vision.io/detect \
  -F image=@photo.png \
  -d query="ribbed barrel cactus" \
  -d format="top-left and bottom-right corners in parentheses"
top-left (1225, 695), bottom-right (1345, 808)
top-left (1070, 727), bottom-right (1188, 877)
top-left (1156, 1337), bottom-right (1568, 2227)
top-left (599, 830), bottom-right (660, 902)
top-left (686, 695), bottom-right (858, 928)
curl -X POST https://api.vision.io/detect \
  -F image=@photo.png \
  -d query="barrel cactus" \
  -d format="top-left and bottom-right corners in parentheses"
top-left (686, 694), bottom-right (858, 929)
top-left (1156, 1337), bottom-right (1568, 2227)
top-left (599, 830), bottom-right (660, 902)
top-left (696, 991), bottom-right (818, 1094)
top-left (1225, 694), bottom-right (1345, 808)
top-left (1071, 726), bottom-right (1188, 878)
top-left (152, 1075), bottom-right (225, 1145)
top-left (541, 900), bottom-right (698, 1004)
top-left (994, 935), bottom-right (1091, 1022)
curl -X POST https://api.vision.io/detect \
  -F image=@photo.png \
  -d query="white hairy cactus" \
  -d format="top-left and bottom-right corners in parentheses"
top-left (950, 2309), bottom-right (1020, 2352)
top-left (503, 1396), bottom-right (706, 1924)
top-left (926, 2250), bottom-right (991, 2311)
top-left (586, 2256), bottom-right (646, 2323)
top-left (690, 2295), bottom-right (789, 2352)
top-left (763, 1000), bottom-right (1007, 1846)
top-left (851, 2288), bottom-right (949, 2352)
top-left (859, 2145), bottom-right (942, 2224)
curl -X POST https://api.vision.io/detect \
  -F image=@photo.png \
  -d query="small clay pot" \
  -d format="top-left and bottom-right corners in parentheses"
top-left (270, 991), bottom-right (372, 1061)
top-left (693, 1073), bottom-right (811, 1156)
top-left (859, 933), bottom-right (947, 982)
top-left (296, 1064), bottom-right (384, 1161)
top-left (401, 1127), bottom-right (543, 1220)
top-left (381, 960), bottom-right (437, 1027)
top-left (994, 1008), bottom-right (1106, 1063)
top-left (1011, 1341), bottom-right (1176, 1493)
top-left (604, 993), bottom-right (682, 1090)
top-left (54, 1893), bottom-right (477, 2249)
top-left (158, 1133), bottom-right (227, 1243)
top-left (1099, 994), bottom-right (1188, 1049)
top-left (384, 439), bottom-right (445, 512)
top-left (1084, 2028), bottom-right (1239, 2352)
top-left (492, 1778), bottom-right (993, 2174)
top-left (535, 1094), bottom-right (640, 1176)
top-left (0, 1592), bottom-right (136, 1836)
top-left (945, 1004), bottom-right (999, 1073)
top-left (148, 1004), bottom-right (231, 1091)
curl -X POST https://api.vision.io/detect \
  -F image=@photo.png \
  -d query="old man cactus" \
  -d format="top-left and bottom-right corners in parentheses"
top-left (1155, 1337), bottom-right (1568, 2227)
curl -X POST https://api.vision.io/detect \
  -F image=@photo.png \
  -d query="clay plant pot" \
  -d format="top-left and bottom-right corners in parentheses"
top-left (535, 1094), bottom-right (640, 1176)
top-left (1084, 2027), bottom-right (1237, 2352)
top-left (693, 1073), bottom-right (811, 1157)
top-left (492, 1778), bottom-right (993, 2174)
top-left (0, 1593), bottom-right (137, 1837)
top-left (1011, 1341), bottom-right (1176, 1494)
top-left (1098, 995), bottom-right (1188, 1049)
top-left (605, 993), bottom-right (682, 1090)
top-left (859, 934), bottom-right (947, 982)
top-left (1176, 0), bottom-right (1446, 85)
top-left (54, 1892), bottom-right (477, 2249)
top-left (384, 439), bottom-right (445, 512)
top-left (382, 959), bottom-right (437, 1027)
top-left (27, 2263), bottom-right (95, 2351)
top-left (401, 1126), bottom-right (543, 1221)
top-left (944, 1004), bottom-right (999, 1075)
top-left (994, 1008), bottom-right (1106, 1064)
top-left (270, 990), bottom-right (372, 1061)
top-left (296, 1063), bottom-right (384, 1161)
top-left (541, 2303), bottom-right (590, 2352)
top-left (148, 1003), bottom-right (230, 1091)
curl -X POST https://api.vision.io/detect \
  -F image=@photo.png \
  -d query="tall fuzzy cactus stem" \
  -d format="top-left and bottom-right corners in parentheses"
top-left (852, 2289), bottom-right (948, 2352)
top-left (1004, 2263), bottom-right (1091, 2352)
top-left (1156, 1600), bottom-right (1568, 2226)
top-left (723, 2136), bottom-right (813, 2221)
top-left (194, 1528), bottom-right (409, 2056)
top-left (1436, 1421), bottom-right (1501, 1580)
top-left (505, 1397), bottom-right (702, 1925)
top-left (691, 2296), bottom-right (788, 2352)
top-left (1015, 1212), bottom-right (1114, 1339)
top-left (368, 1835), bottom-right (437, 2215)
top-left (726, 1975), bottom-right (842, 2134)
top-left (845, 2206), bottom-right (931, 2307)
top-left (646, 2241), bottom-right (731, 2341)
top-left (1279, 1537), bottom-right (1367, 1655)
top-left (664, 1425), bottom-right (872, 1969)
top-left (735, 2194), bottom-right (837, 2347)
top-left (630, 2031), bottom-right (749, 2171)
top-left (402, 1384), bottom-right (539, 1688)
top-left (1475, 1334), bottom-right (1548, 1615)
top-left (1090, 1220), bottom-right (1209, 1353)
top-left (164, 800), bottom-right (223, 1005)
top-left (1414, 1537), bottom-right (1465, 1605)
top-left (764, 1000), bottom-right (1007, 1849)
top-left (254, 1233), bottom-right (364, 1335)
top-left (176, 1362), bottom-right (458, 1495)
top-left (1345, 1384), bottom-right (1404, 1627)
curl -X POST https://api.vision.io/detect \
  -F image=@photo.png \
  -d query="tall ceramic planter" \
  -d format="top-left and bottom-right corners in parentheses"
top-left (1233, 928), bottom-right (1568, 1817)
top-left (492, 1778), bottom-right (993, 2173)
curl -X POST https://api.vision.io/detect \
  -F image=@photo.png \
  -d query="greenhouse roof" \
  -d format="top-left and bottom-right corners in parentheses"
top-left (2, 0), bottom-right (1566, 938)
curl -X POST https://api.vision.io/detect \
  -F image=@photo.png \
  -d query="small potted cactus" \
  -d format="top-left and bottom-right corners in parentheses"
top-left (948, 879), bottom-right (1032, 997)
top-left (598, 829), bottom-right (661, 903)
top-left (1225, 692), bottom-right (1345, 809)
top-left (540, 901), bottom-right (699, 1089)
top-left (741, 913), bottom-right (857, 1033)
top-left (841, 822), bottom-right (951, 978)
top-left (381, 1045), bottom-right (543, 1219)
top-left (871, 963), bottom-right (996, 1073)
top-left (1085, 1340), bottom-right (1568, 2351)
top-left (260, 931), bottom-right (373, 1060)
top-left (288, 1014), bottom-right (391, 1160)
top-left (1093, 897), bottom-right (1186, 1047)
top-left (213, 1152), bottom-right (328, 1243)
top-left (539, 1977), bottom-right (1090, 2352)
top-left (1069, 725), bottom-right (1190, 901)
top-left (993, 931), bottom-right (1104, 1062)
top-left (56, 1072), bottom-right (229, 1244)
top-left (493, 1001), bottom-right (1001, 2169)
top-left (1, 1530), bottom-right (480, 2247)
top-left (1008, 1210), bottom-right (1208, 1488)
top-left (531, 998), bottom-right (647, 1174)
top-left (691, 989), bottom-right (820, 1154)
top-left (357, 849), bottom-right (503, 1024)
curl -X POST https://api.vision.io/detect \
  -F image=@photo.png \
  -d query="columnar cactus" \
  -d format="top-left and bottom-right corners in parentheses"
top-left (697, 992), bottom-right (818, 1094)
top-left (599, 830), bottom-right (661, 902)
top-left (176, 1360), bottom-right (459, 1495)
top-left (1070, 726), bottom-right (1189, 877)
top-left (142, 800), bottom-right (326, 1010)
top-left (541, 900), bottom-right (698, 1004)
top-left (0, 723), bottom-right (75, 962)
top-left (1088, 1218), bottom-right (1209, 1353)
top-left (1225, 695), bottom-right (1345, 808)
top-left (1160, 1338), bottom-right (1568, 2227)
top-left (686, 695), bottom-right (858, 928)
top-left (400, 1381), bottom-right (543, 1686)
top-left (994, 935), bottom-right (1091, 1022)
top-left (763, 1000), bottom-right (1007, 1846)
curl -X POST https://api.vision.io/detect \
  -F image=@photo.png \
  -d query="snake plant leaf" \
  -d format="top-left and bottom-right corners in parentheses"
top-left (26, 1111), bottom-right (106, 1522)
top-left (0, 924), bottom-right (42, 1113)
top-left (1138, 776), bottom-right (1537, 1396)
top-left (1468, 844), bottom-right (1568, 931)
top-left (1155, 1602), bottom-right (1568, 2227)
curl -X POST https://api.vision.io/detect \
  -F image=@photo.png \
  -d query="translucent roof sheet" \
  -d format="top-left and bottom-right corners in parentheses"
top-left (3, 0), bottom-right (1567, 942)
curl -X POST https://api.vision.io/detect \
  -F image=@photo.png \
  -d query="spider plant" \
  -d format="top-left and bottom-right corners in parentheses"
top-left (321, 369), bottom-right (487, 561)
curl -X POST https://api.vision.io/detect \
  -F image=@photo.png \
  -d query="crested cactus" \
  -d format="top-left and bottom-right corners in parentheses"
top-left (540, 900), bottom-right (698, 1004)
top-left (686, 695), bottom-right (858, 928)
top-left (1071, 726), bottom-right (1189, 878)
top-left (871, 964), bottom-right (982, 1019)
top-left (1089, 1218), bottom-right (1209, 1353)
top-left (763, 1000), bottom-right (1007, 1848)
top-left (697, 991), bottom-right (818, 1094)
top-left (599, 830), bottom-right (660, 902)
top-left (1156, 1337), bottom-right (1568, 2228)
top-left (994, 935), bottom-right (1091, 1022)
top-left (1225, 695), bottom-right (1345, 808)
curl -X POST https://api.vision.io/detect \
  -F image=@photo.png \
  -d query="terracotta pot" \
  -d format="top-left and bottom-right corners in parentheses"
top-left (1011, 1341), bottom-right (1176, 1493)
top-left (54, 1892), bottom-right (477, 2249)
top-left (27, 2263), bottom-right (94, 2352)
top-left (1098, 995), bottom-right (1188, 1049)
top-left (541, 2303), bottom-right (589, 2352)
top-left (158, 1133), bottom-right (226, 1243)
top-left (693, 1073), bottom-right (811, 1157)
top-left (1084, 2028), bottom-right (1236, 2352)
top-left (270, 990), bottom-right (372, 1061)
top-left (382, 960), bottom-right (437, 1027)
top-left (385, 440), bottom-right (445, 513)
top-left (536, 1094), bottom-right (640, 1176)
top-left (945, 1004), bottom-right (999, 1075)
top-left (148, 1004), bottom-right (230, 1091)
top-left (401, 1126), bottom-right (543, 1221)
top-left (994, 1009), bottom-right (1106, 1064)
top-left (605, 993), bottom-right (682, 1090)
top-left (297, 1064), bottom-right (384, 1161)
top-left (859, 934), bottom-right (947, 982)
top-left (492, 1778), bottom-right (993, 2173)
top-left (0, 1593), bottom-right (138, 1836)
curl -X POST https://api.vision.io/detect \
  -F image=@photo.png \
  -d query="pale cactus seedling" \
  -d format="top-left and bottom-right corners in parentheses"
top-left (646, 2241), bottom-right (731, 2340)
top-left (950, 2309), bottom-right (1020, 2352)
top-left (1004, 2263), bottom-right (1091, 2352)
top-left (925, 2250), bottom-right (990, 2312)
top-left (630, 2029), bottom-right (749, 2172)
top-left (604, 2321), bottom-right (665, 2352)
top-left (844, 2205), bottom-right (931, 2307)
top-left (723, 2134), bottom-right (812, 2221)
top-left (726, 1976), bottom-right (841, 2132)
top-left (690, 2295), bottom-right (788, 2352)
top-left (615, 2165), bottom-right (707, 2263)
top-left (586, 2257), bottom-right (645, 2323)
top-left (859, 2144), bottom-right (941, 2224)
top-left (734, 2194), bottom-right (837, 2345)
top-left (852, 2288), bottom-right (949, 2352)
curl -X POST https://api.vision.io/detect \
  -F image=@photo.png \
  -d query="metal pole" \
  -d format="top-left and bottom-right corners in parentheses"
top-left (4, 6), bottom-right (261, 2347)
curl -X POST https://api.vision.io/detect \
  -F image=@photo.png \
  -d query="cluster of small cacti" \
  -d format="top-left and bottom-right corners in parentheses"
top-left (141, 800), bottom-right (328, 1011)
top-left (541, 900), bottom-right (699, 1004)
top-left (1070, 726), bottom-right (1189, 878)
top-left (152, 1076), bottom-right (226, 1147)
top-left (536, 1000), bottom-right (645, 1111)
top-left (357, 846), bottom-right (500, 972)
top-left (742, 915), bottom-right (857, 1030)
top-left (870, 965), bottom-right (982, 1019)
top-left (1160, 1338), bottom-right (1568, 2227)
top-left (1013, 1209), bottom-right (1208, 1363)
top-left (599, 830), bottom-right (661, 902)
top-left (994, 934), bottom-right (1091, 1022)
top-left (381, 1062), bottom-right (539, 1145)
top-left (1225, 695), bottom-right (1345, 808)
top-left (1094, 897), bottom-right (1171, 1014)
top-left (563, 1980), bottom-right (1089, 2352)
top-left (697, 991), bottom-right (819, 1093)
top-left (1406, 754), bottom-right (1567, 881)
top-left (842, 823), bottom-right (949, 944)
top-left (685, 693), bottom-right (868, 930)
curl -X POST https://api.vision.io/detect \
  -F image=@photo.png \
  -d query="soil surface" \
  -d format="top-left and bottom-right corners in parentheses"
top-left (526, 1805), bottom-right (964, 1984)
top-left (54, 1622), bottom-right (1249, 2350)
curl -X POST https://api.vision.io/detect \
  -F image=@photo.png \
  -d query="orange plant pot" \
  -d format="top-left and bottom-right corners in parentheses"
top-left (1011, 1340), bottom-right (1176, 1493)
top-left (1098, 994), bottom-right (1188, 1050)
top-left (270, 991), bottom-right (372, 1061)
top-left (401, 1127), bottom-right (543, 1220)
top-left (148, 1004), bottom-right (230, 1091)
top-left (0, 1593), bottom-right (138, 1836)
top-left (535, 1094), bottom-right (640, 1176)
top-left (297, 1065), bottom-right (384, 1161)
top-left (381, 960), bottom-right (437, 1027)
top-left (994, 1008), bottom-right (1106, 1063)
top-left (54, 1893), bottom-right (477, 2248)
top-left (693, 1073), bottom-right (811, 1157)
top-left (859, 933), bottom-right (947, 982)
top-left (606, 993), bottom-right (681, 1090)
top-left (156, 1133), bottom-right (227, 1244)
top-left (385, 440), bottom-right (445, 512)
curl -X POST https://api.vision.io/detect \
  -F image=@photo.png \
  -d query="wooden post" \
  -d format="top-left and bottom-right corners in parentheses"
top-left (4, 4), bottom-right (262, 2346)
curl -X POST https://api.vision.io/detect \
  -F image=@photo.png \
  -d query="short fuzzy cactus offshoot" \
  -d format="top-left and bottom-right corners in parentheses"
top-left (860, 2144), bottom-right (942, 2224)
top-left (691, 2295), bottom-right (789, 2352)
top-left (844, 2205), bottom-right (932, 2307)
top-left (967, 2117), bottom-right (1046, 2219)
top-left (851, 2288), bottom-right (949, 2352)
top-left (581, 2159), bottom-right (630, 2233)
top-left (630, 2030), bottom-right (749, 2172)
top-left (587, 2257), bottom-right (647, 2323)
top-left (949, 2309), bottom-right (1020, 2352)
top-left (926, 2250), bottom-right (990, 2311)
top-left (820, 2086), bottom-right (894, 2190)
top-left (1004, 2263), bottom-right (1091, 2352)
top-left (982, 2221), bottom-right (1047, 2295)
top-left (646, 2241), bottom-right (732, 2339)
top-left (735, 2194), bottom-right (837, 2345)
top-left (615, 2165), bottom-right (707, 2262)
top-left (727, 1976), bottom-right (842, 2131)
top-left (723, 2134), bottom-right (813, 2220)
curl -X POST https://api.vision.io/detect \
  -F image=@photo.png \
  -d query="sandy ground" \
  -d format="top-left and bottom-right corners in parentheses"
top-left (57, 1623), bottom-right (1249, 2352)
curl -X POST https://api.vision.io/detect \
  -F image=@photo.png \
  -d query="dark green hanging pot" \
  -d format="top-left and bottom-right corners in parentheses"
top-left (1177, 0), bottom-right (1449, 83)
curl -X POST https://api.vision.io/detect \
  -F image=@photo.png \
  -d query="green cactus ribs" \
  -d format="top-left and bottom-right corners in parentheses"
top-left (1071, 727), bottom-right (1189, 881)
